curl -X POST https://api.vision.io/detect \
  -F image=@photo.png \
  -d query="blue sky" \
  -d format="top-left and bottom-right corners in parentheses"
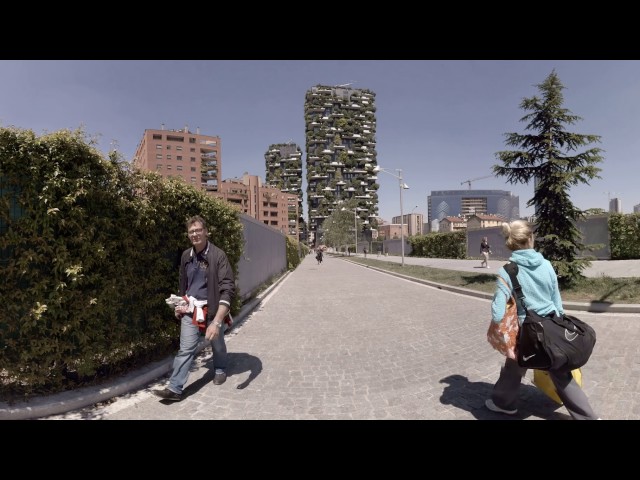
top-left (1, 60), bottom-right (638, 221)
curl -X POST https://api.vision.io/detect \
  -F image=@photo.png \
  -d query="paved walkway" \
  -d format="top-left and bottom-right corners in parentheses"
top-left (24, 254), bottom-right (640, 420)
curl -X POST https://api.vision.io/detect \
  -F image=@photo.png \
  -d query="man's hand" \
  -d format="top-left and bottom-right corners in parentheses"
top-left (205, 322), bottom-right (221, 341)
top-left (174, 305), bottom-right (189, 319)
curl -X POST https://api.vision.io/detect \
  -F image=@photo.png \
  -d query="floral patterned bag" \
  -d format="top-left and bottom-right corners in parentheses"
top-left (487, 276), bottom-right (519, 359)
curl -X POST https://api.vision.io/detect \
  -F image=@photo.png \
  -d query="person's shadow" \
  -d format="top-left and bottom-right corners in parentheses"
top-left (179, 352), bottom-right (263, 398)
top-left (439, 374), bottom-right (571, 420)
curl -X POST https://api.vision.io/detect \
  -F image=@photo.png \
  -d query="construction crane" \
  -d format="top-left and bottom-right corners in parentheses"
top-left (461, 175), bottom-right (493, 190)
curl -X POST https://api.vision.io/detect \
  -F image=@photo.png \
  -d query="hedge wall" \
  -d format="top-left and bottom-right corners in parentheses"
top-left (0, 127), bottom-right (243, 399)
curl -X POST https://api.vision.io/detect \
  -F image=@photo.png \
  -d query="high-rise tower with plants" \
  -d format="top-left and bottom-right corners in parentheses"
top-left (265, 142), bottom-right (305, 240)
top-left (304, 85), bottom-right (379, 243)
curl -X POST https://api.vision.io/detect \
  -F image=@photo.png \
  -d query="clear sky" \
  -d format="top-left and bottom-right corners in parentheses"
top-left (1, 60), bottom-right (638, 222)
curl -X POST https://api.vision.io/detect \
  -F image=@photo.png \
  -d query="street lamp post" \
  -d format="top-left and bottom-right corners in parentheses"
top-left (341, 207), bottom-right (358, 256)
top-left (373, 166), bottom-right (409, 266)
top-left (409, 205), bottom-right (418, 237)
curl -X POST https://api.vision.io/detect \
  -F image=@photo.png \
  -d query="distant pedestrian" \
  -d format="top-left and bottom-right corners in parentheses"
top-left (485, 220), bottom-right (599, 420)
top-left (363, 247), bottom-right (367, 258)
top-left (316, 248), bottom-right (323, 265)
top-left (153, 215), bottom-right (235, 402)
top-left (480, 236), bottom-right (491, 268)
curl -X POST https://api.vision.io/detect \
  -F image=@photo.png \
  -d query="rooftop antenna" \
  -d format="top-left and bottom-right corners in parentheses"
top-left (603, 191), bottom-right (620, 202)
top-left (336, 80), bottom-right (356, 88)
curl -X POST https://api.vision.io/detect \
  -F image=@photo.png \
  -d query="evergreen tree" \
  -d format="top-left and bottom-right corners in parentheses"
top-left (493, 70), bottom-right (603, 286)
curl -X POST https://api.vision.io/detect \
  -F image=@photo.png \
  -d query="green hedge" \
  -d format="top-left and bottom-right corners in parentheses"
top-left (609, 213), bottom-right (640, 260)
top-left (408, 231), bottom-right (467, 259)
top-left (0, 127), bottom-right (243, 399)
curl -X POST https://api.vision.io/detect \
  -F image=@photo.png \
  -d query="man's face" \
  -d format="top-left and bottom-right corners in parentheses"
top-left (187, 222), bottom-right (207, 249)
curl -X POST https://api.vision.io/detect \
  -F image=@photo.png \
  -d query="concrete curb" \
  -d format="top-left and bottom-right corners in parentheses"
top-left (0, 270), bottom-right (292, 420)
top-left (354, 261), bottom-right (640, 314)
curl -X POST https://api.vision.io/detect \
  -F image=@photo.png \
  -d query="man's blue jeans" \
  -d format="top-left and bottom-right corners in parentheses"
top-left (168, 314), bottom-right (227, 394)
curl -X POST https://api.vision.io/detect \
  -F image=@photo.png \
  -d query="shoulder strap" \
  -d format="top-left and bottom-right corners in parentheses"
top-left (503, 262), bottom-right (527, 310)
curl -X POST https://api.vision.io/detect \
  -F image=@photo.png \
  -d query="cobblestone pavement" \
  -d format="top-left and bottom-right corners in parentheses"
top-left (41, 254), bottom-right (640, 420)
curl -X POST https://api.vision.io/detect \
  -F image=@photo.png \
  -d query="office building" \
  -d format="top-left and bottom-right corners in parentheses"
top-left (216, 173), bottom-right (292, 236)
top-left (392, 213), bottom-right (424, 236)
top-left (133, 125), bottom-right (220, 192)
top-left (609, 197), bottom-right (622, 214)
top-left (304, 85), bottom-right (378, 241)
top-left (427, 189), bottom-right (519, 223)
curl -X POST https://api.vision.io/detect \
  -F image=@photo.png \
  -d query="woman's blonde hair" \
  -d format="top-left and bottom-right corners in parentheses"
top-left (501, 220), bottom-right (533, 251)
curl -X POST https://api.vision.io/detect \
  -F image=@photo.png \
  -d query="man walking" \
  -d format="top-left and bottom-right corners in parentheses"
top-left (154, 215), bottom-right (235, 401)
top-left (480, 236), bottom-right (492, 268)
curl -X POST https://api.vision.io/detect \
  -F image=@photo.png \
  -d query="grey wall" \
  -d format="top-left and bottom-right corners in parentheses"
top-left (383, 238), bottom-right (412, 256)
top-left (466, 216), bottom-right (611, 261)
top-left (237, 214), bottom-right (288, 302)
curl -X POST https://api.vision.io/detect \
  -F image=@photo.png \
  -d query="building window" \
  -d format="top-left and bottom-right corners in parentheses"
top-left (191, 177), bottom-right (196, 183)
top-left (156, 144), bottom-right (162, 150)
top-left (177, 156), bottom-right (182, 161)
top-left (167, 165), bottom-right (172, 170)
top-left (166, 155), bottom-right (172, 160)
top-left (156, 164), bottom-right (162, 170)
top-left (176, 146), bottom-right (183, 151)
top-left (190, 157), bottom-right (196, 162)
top-left (191, 167), bottom-right (196, 172)
top-left (190, 148), bottom-right (195, 152)
top-left (177, 165), bottom-right (183, 171)
top-left (166, 145), bottom-right (171, 150)
top-left (189, 138), bottom-right (196, 143)
top-left (152, 134), bottom-right (162, 140)
top-left (156, 154), bottom-right (162, 159)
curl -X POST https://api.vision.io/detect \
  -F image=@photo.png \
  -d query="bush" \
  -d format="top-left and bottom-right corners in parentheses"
top-left (0, 127), bottom-right (243, 399)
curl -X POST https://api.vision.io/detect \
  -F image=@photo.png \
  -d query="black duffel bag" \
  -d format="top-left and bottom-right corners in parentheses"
top-left (517, 310), bottom-right (596, 371)
top-left (503, 262), bottom-right (597, 372)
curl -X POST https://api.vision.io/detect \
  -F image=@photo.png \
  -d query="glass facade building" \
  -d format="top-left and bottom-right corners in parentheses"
top-left (427, 189), bottom-right (519, 223)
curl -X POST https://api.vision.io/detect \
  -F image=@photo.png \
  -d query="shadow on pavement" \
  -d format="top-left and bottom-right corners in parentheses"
top-left (183, 352), bottom-right (263, 396)
top-left (439, 374), bottom-right (571, 420)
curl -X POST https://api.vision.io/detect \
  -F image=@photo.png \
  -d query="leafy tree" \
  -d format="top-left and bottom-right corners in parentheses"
top-left (323, 202), bottom-right (361, 252)
top-left (584, 208), bottom-right (606, 216)
top-left (493, 70), bottom-right (603, 286)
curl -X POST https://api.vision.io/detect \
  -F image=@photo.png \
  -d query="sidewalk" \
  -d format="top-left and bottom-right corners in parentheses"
top-left (342, 255), bottom-right (640, 314)
top-left (3, 255), bottom-right (640, 420)
top-left (351, 254), bottom-right (640, 278)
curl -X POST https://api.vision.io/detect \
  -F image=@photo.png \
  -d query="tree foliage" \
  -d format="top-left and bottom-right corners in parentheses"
top-left (323, 202), bottom-right (361, 251)
top-left (493, 71), bottom-right (603, 286)
top-left (0, 126), bottom-right (243, 398)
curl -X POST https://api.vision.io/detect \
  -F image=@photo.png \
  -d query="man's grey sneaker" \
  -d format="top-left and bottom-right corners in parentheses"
top-left (213, 372), bottom-right (227, 385)
top-left (485, 399), bottom-right (517, 415)
top-left (153, 388), bottom-right (182, 401)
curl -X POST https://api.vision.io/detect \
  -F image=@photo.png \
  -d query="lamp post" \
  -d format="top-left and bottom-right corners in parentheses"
top-left (341, 207), bottom-right (358, 256)
top-left (373, 166), bottom-right (409, 266)
top-left (409, 205), bottom-right (418, 236)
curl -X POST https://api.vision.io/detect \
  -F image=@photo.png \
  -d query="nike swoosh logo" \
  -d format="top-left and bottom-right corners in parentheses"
top-left (523, 354), bottom-right (536, 361)
top-left (565, 330), bottom-right (579, 341)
